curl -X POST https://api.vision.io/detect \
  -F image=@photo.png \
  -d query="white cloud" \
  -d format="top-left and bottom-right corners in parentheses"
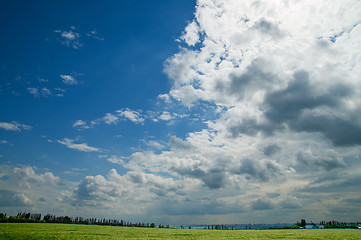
top-left (86, 30), bottom-right (104, 41)
top-left (158, 111), bottom-right (174, 121)
top-left (54, 88), bottom-right (66, 97)
top-left (103, 113), bottom-right (119, 125)
top-left (38, 77), bottom-right (48, 82)
top-left (55, 26), bottom-right (104, 49)
top-left (0, 165), bottom-right (68, 213)
top-left (57, 138), bottom-right (100, 152)
top-left (54, 88), bottom-right (66, 92)
top-left (158, 93), bottom-right (171, 103)
top-left (0, 121), bottom-right (31, 131)
top-left (60, 74), bottom-right (78, 85)
top-left (41, 88), bottom-right (52, 97)
top-left (107, 156), bottom-right (124, 165)
top-left (72, 168), bottom-right (185, 211)
top-left (180, 20), bottom-right (200, 46)
top-left (27, 87), bottom-right (62, 98)
top-left (117, 108), bottom-right (145, 124)
top-left (27, 87), bottom-right (39, 97)
top-left (13, 166), bottom-right (62, 187)
top-left (72, 120), bottom-right (91, 130)
top-left (55, 26), bottom-right (82, 49)
top-left (72, 120), bottom-right (87, 128)
top-left (147, 141), bottom-right (165, 150)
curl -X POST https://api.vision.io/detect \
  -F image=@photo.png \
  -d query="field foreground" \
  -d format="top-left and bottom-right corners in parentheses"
top-left (1, 223), bottom-right (361, 240)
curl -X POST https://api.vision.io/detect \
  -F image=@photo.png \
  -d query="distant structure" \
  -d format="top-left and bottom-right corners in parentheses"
top-left (306, 224), bottom-right (324, 229)
top-left (30, 213), bottom-right (42, 221)
top-left (17, 212), bottom-right (41, 220)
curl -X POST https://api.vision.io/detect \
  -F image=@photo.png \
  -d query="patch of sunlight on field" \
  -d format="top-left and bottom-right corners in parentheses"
top-left (1, 223), bottom-right (361, 240)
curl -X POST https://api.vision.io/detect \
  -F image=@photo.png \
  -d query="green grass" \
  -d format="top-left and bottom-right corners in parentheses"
top-left (1, 223), bottom-right (361, 239)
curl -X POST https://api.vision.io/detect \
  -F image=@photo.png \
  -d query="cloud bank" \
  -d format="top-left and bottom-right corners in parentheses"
top-left (100, 0), bottom-right (360, 223)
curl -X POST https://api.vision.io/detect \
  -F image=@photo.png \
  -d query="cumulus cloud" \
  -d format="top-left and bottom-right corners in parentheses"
top-left (0, 121), bottom-right (31, 131)
top-left (296, 150), bottom-right (347, 171)
top-left (103, 113), bottom-right (119, 125)
top-left (0, 165), bottom-right (67, 213)
top-left (146, 140), bottom-right (165, 150)
top-left (0, 190), bottom-right (32, 207)
top-left (13, 166), bottom-right (62, 187)
top-left (158, 111), bottom-right (174, 121)
top-left (116, 108), bottom-right (145, 124)
top-left (179, 20), bottom-right (200, 46)
top-left (57, 138), bottom-right (100, 152)
top-left (72, 169), bottom-right (184, 209)
top-left (107, 156), bottom-right (124, 165)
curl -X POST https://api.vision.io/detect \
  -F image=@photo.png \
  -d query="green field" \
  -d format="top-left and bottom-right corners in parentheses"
top-left (1, 223), bottom-right (361, 239)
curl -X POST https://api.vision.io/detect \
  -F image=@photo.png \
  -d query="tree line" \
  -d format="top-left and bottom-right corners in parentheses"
top-left (0, 212), bottom-right (158, 228)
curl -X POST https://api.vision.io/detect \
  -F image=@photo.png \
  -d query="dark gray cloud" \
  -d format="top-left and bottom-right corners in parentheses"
top-left (298, 174), bottom-right (361, 194)
top-left (296, 151), bottom-right (346, 171)
top-left (263, 144), bottom-right (281, 156)
top-left (74, 177), bottom-right (111, 204)
top-left (225, 68), bottom-right (360, 146)
top-left (128, 172), bottom-right (145, 184)
top-left (267, 192), bottom-right (281, 198)
top-left (252, 19), bottom-right (284, 38)
top-left (233, 159), bottom-right (282, 182)
top-left (263, 70), bottom-right (360, 146)
top-left (228, 58), bottom-right (277, 100)
top-left (265, 71), bottom-right (338, 122)
top-left (169, 136), bottom-right (194, 151)
top-left (201, 168), bottom-right (227, 189)
top-left (251, 198), bottom-right (273, 210)
top-left (228, 118), bottom-right (277, 138)
top-left (292, 112), bottom-right (361, 146)
top-left (171, 165), bottom-right (227, 189)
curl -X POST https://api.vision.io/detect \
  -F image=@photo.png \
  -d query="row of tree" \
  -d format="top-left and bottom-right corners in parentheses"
top-left (0, 212), bottom-right (158, 228)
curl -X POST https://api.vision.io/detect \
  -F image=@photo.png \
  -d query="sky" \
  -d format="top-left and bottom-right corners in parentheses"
top-left (1, 0), bottom-right (361, 225)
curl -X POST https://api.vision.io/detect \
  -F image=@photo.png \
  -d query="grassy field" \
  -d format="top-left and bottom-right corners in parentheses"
top-left (1, 223), bottom-right (361, 239)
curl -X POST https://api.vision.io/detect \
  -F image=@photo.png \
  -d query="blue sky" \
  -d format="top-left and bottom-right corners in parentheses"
top-left (1, 0), bottom-right (361, 225)
top-left (1, 0), bottom-right (198, 177)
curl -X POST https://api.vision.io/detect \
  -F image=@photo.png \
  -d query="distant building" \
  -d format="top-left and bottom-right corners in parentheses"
top-left (30, 213), bottom-right (41, 221)
top-left (305, 224), bottom-right (324, 229)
